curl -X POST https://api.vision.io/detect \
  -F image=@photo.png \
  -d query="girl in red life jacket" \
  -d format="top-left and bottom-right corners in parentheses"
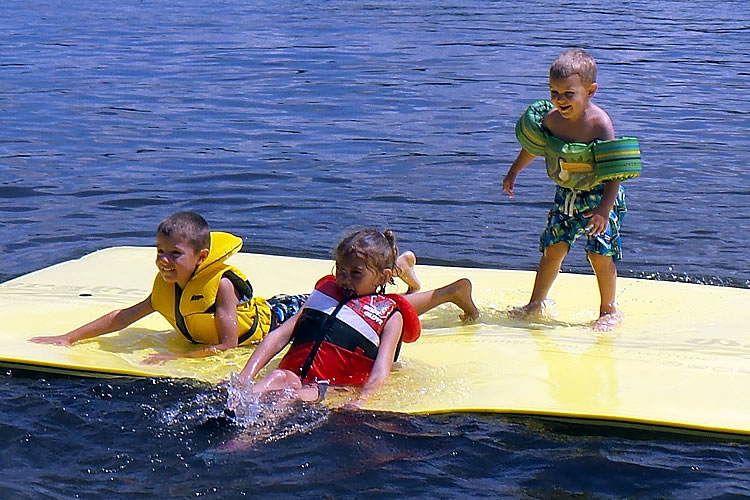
top-left (237, 228), bottom-right (479, 407)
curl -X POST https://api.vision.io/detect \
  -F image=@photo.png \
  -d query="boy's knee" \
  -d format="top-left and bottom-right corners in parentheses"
top-left (543, 242), bottom-right (569, 260)
top-left (283, 370), bottom-right (303, 390)
top-left (587, 251), bottom-right (615, 268)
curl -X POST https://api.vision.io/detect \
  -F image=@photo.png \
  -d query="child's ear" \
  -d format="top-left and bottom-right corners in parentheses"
top-left (197, 248), bottom-right (209, 265)
top-left (588, 82), bottom-right (599, 97)
top-left (380, 268), bottom-right (393, 286)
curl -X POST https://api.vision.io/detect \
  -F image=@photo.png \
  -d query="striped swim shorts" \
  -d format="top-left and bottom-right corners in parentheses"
top-left (266, 293), bottom-right (309, 331)
top-left (539, 184), bottom-right (627, 261)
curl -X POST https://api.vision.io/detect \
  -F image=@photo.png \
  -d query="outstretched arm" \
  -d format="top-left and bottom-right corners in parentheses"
top-left (503, 149), bottom-right (537, 198)
top-left (29, 297), bottom-right (154, 346)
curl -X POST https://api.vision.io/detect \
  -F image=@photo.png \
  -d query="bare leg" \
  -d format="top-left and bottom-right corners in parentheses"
top-left (588, 252), bottom-right (623, 331)
top-left (251, 369), bottom-right (302, 395)
top-left (511, 242), bottom-right (568, 317)
top-left (404, 278), bottom-right (479, 322)
top-left (251, 369), bottom-right (323, 402)
top-left (395, 251), bottom-right (421, 293)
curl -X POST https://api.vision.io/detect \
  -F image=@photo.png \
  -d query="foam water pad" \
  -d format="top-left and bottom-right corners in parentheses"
top-left (1, 247), bottom-right (748, 435)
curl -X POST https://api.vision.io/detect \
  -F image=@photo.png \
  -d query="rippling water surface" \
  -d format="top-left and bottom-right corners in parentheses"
top-left (1, 0), bottom-right (749, 498)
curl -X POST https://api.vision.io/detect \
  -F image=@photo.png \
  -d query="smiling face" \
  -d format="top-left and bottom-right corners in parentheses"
top-left (549, 73), bottom-right (597, 121)
top-left (334, 252), bottom-right (391, 300)
top-left (155, 233), bottom-right (208, 288)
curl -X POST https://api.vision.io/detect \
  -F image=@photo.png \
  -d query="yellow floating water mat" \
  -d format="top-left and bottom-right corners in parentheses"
top-left (1, 247), bottom-right (749, 435)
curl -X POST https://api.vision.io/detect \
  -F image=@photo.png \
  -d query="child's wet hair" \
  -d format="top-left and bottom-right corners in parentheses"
top-left (157, 211), bottom-right (211, 253)
top-left (550, 48), bottom-right (597, 87)
top-left (335, 228), bottom-right (398, 275)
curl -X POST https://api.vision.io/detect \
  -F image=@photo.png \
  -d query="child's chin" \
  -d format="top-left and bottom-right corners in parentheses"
top-left (159, 274), bottom-right (178, 284)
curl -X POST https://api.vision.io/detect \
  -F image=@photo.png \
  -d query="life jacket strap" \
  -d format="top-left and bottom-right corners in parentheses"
top-left (298, 300), bottom-right (347, 381)
top-left (174, 285), bottom-right (197, 344)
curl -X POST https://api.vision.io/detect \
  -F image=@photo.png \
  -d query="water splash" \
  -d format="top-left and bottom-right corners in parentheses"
top-left (627, 270), bottom-right (749, 289)
top-left (143, 374), bottom-right (329, 457)
top-left (150, 388), bottom-right (229, 431)
top-left (204, 374), bottom-right (330, 459)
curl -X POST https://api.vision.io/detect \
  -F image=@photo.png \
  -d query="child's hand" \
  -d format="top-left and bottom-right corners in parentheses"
top-left (29, 335), bottom-right (73, 347)
top-left (583, 206), bottom-right (610, 236)
top-left (502, 171), bottom-right (517, 198)
top-left (141, 352), bottom-right (178, 365)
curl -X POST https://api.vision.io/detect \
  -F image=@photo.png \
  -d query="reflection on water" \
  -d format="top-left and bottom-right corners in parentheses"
top-left (0, 0), bottom-right (748, 287)
top-left (530, 332), bottom-right (620, 413)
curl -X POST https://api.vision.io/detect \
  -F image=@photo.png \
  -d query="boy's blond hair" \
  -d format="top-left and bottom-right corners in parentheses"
top-left (549, 49), bottom-right (597, 87)
top-left (157, 211), bottom-right (211, 252)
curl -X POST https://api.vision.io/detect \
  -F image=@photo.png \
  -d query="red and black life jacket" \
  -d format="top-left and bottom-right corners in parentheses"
top-left (278, 275), bottom-right (421, 385)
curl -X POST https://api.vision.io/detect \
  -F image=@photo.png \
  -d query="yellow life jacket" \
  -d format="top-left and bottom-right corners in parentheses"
top-left (150, 231), bottom-right (271, 345)
top-left (516, 100), bottom-right (642, 191)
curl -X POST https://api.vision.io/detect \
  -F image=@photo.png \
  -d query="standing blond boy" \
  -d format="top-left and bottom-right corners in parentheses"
top-left (503, 49), bottom-right (641, 330)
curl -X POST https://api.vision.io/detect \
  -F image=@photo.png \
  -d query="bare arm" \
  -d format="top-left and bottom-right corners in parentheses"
top-left (584, 180), bottom-right (621, 236)
top-left (351, 311), bottom-right (404, 406)
top-left (237, 307), bottom-right (302, 384)
top-left (29, 297), bottom-right (155, 346)
top-left (142, 277), bottom-right (241, 364)
top-left (503, 148), bottom-right (537, 198)
top-left (582, 107), bottom-right (618, 234)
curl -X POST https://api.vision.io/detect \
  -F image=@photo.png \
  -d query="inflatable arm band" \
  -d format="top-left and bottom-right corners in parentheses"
top-left (592, 137), bottom-right (642, 182)
top-left (516, 100), bottom-right (642, 183)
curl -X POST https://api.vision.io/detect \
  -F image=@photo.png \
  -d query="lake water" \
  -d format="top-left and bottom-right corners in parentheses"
top-left (1, 0), bottom-right (749, 498)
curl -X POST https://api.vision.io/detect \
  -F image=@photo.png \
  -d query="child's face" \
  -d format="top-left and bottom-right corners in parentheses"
top-left (334, 253), bottom-right (390, 299)
top-left (549, 73), bottom-right (597, 120)
top-left (155, 233), bottom-right (208, 288)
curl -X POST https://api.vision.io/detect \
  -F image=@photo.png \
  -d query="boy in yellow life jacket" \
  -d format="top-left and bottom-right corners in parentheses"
top-left (29, 211), bottom-right (308, 363)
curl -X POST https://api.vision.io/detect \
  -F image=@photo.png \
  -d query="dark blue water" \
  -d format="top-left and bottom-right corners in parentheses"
top-left (1, 0), bottom-right (749, 497)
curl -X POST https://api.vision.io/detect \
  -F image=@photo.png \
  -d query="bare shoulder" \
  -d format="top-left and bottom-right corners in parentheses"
top-left (542, 107), bottom-right (561, 128)
top-left (382, 310), bottom-right (404, 338)
top-left (589, 103), bottom-right (615, 140)
top-left (216, 276), bottom-right (241, 305)
top-left (542, 107), bottom-right (568, 137)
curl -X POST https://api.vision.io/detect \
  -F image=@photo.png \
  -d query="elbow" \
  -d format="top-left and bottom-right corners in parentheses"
top-left (108, 310), bottom-right (130, 332)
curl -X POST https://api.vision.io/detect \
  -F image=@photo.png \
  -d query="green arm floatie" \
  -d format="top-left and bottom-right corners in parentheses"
top-left (515, 100), bottom-right (554, 157)
top-left (592, 137), bottom-right (642, 183)
top-left (515, 100), bottom-right (642, 188)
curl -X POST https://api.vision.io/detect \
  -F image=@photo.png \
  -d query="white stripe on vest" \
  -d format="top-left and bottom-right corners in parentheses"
top-left (303, 289), bottom-right (381, 348)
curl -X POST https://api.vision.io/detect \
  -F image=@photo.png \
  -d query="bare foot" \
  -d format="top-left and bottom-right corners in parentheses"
top-left (396, 251), bottom-right (421, 293)
top-left (507, 301), bottom-right (545, 319)
top-left (593, 310), bottom-right (623, 331)
top-left (450, 278), bottom-right (480, 322)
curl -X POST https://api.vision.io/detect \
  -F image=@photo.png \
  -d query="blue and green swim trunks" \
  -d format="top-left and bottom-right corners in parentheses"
top-left (539, 184), bottom-right (627, 261)
top-left (267, 293), bottom-right (309, 330)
